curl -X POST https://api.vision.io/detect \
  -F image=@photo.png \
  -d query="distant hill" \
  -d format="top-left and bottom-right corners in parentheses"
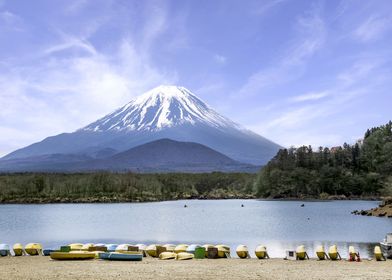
top-left (0, 139), bottom-right (259, 173)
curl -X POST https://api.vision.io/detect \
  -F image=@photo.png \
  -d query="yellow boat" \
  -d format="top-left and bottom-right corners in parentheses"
top-left (13, 243), bottom-right (24, 256)
top-left (176, 252), bottom-right (194, 260)
top-left (159, 252), bottom-right (177, 260)
top-left (316, 245), bottom-right (328, 260)
top-left (146, 244), bottom-right (165, 257)
top-left (68, 243), bottom-right (84, 251)
top-left (296, 245), bottom-right (308, 260)
top-left (174, 244), bottom-right (188, 254)
top-left (255, 245), bottom-right (269, 259)
top-left (236, 245), bottom-right (249, 259)
top-left (50, 251), bottom-right (95, 260)
top-left (328, 245), bottom-right (341, 260)
top-left (202, 244), bottom-right (215, 257)
top-left (348, 246), bottom-right (359, 261)
top-left (115, 244), bottom-right (132, 252)
top-left (163, 244), bottom-right (176, 252)
top-left (81, 243), bottom-right (94, 251)
top-left (25, 243), bottom-right (42, 256)
top-left (215, 245), bottom-right (230, 258)
top-left (374, 245), bottom-right (385, 261)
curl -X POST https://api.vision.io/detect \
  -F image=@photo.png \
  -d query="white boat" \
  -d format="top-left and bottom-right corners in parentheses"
top-left (380, 233), bottom-right (392, 259)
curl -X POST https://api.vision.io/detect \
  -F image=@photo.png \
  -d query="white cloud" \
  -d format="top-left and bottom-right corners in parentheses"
top-left (354, 15), bottom-right (391, 42)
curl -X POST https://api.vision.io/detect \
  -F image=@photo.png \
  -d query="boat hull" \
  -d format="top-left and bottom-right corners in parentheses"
top-left (13, 244), bottom-right (24, 256)
top-left (380, 242), bottom-right (392, 259)
top-left (50, 251), bottom-right (96, 260)
top-left (99, 252), bottom-right (143, 261)
top-left (25, 243), bottom-right (42, 256)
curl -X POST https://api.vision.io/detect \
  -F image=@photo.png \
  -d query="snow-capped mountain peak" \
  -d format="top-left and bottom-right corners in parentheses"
top-left (82, 85), bottom-right (241, 132)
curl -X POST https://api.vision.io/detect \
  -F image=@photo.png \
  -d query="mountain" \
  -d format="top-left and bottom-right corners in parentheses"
top-left (2, 85), bottom-right (281, 166)
top-left (0, 139), bottom-right (259, 172)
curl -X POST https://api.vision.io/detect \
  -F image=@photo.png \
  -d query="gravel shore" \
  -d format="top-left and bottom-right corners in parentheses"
top-left (0, 256), bottom-right (390, 280)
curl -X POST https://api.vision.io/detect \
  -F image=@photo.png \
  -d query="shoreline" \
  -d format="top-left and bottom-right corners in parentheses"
top-left (0, 196), bottom-right (382, 205)
top-left (0, 257), bottom-right (390, 280)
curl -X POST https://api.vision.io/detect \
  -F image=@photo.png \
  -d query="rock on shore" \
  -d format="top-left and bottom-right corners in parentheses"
top-left (352, 198), bottom-right (392, 218)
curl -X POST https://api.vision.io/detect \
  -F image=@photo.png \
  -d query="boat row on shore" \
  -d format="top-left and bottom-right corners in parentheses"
top-left (0, 242), bottom-right (390, 261)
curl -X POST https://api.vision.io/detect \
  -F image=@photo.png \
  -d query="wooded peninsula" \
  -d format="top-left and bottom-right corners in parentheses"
top-left (0, 121), bottom-right (391, 203)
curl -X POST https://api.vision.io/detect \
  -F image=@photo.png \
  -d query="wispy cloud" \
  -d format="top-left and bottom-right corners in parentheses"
top-left (252, 0), bottom-right (287, 15)
top-left (354, 15), bottom-right (391, 42)
top-left (238, 4), bottom-right (326, 96)
top-left (290, 91), bottom-right (329, 102)
top-left (0, 10), bottom-right (24, 31)
top-left (213, 54), bottom-right (227, 64)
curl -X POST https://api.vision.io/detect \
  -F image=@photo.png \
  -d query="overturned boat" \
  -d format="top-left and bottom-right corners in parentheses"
top-left (380, 233), bottom-right (392, 259)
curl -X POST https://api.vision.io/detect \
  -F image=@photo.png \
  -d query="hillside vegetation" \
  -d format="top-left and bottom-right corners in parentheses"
top-left (0, 172), bottom-right (256, 203)
top-left (256, 121), bottom-right (392, 199)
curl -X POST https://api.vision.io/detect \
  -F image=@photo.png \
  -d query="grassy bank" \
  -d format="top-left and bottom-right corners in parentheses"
top-left (0, 172), bottom-right (256, 203)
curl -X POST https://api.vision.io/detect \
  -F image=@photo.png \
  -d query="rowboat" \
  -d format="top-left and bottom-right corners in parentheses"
top-left (105, 244), bottom-right (119, 252)
top-left (50, 251), bottom-right (95, 260)
top-left (202, 244), bottom-right (215, 257)
top-left (99, 252), bottom-right (143, 261)
top-left (174, 244), bottom-right (188, 254)
top-left (135, 244), bottom-right (147, 257)
top-left (43, 249), bottom-right (55, 256)
top-left (236, 245), bottom-right (249, 259)
top-left (115, 244), bottom-right (132, 252)
top-left (159, 252), bottom-right (177, 260)
top-left (13, 243), bottom-right (24, 256)
top-left (328, 245), bottom-right (341, 260)
top-left (25, 243), bottom-right (42, 256)
top-left (315, 245), bottom-right (328, 260)
top-left (255, 245), bottom-right (269, 259)
top-left (348, 246), bottom-right (360, 261)
top-left (176, 252), bottom-right (194, 260)
top-left (0, 244), bottom-right (10, 257)
top-left (163, 244), bottom-right (176, 252)
top-left (374, 245), bottom-right (386, 261)
top-left (186, 244), bottom-right (201, 254)
top-left (81, 243), bottom-right (94, 251)
top-left (215, 245), bottom-right (230, 258)
top-left (380, 233), bottom-right (392, 259)
top-left (296, 245), bottom-right (308, 260)
top-left (68, 243), bottom-right (84, 251)
top-left (146, 244), bottom-right (166, 257)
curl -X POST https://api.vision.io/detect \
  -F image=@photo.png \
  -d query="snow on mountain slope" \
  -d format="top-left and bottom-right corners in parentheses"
top-left (82, 85), bottom-right (242, 132)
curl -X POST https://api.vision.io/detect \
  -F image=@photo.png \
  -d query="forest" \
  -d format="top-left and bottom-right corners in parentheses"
top-left (0, 172), bottom-right (256, 203)
top-left (255, 121), bottom-right (392, 199)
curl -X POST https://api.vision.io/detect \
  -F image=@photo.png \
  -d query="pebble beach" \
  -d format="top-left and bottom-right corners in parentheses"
top-left (0, 257), bottom-right (390, 280)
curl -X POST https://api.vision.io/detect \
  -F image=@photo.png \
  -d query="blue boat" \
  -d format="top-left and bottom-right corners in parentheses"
top-left (43, 249), bottom-right (55, 256)
top-left (99, 252), bottom-right (143, 261)
top-left (105, 244), bottom-right (119, 252)
top-left (0, 244), bottom-right (10, 257)
top-left (186, 244), bottom-right (201, 254)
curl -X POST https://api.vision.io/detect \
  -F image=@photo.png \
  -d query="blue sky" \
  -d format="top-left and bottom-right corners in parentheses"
top-left (0, 0), bottom-right (391, 156)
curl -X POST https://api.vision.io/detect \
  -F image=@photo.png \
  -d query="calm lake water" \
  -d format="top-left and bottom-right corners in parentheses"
top-left (0, 200), bottom-right (391, 258)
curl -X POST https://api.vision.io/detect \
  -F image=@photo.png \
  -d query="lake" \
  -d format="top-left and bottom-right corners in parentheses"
top-left (0, 200), bottom-right (390, 258)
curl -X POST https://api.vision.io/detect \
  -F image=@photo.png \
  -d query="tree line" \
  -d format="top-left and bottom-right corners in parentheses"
top-left (255, 121), bottom-right (392, 199)
top-left (0, 172), bottom-right (256, 203)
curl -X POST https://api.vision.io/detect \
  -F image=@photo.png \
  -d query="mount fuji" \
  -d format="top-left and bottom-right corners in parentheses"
top-left (2, 85), bottom-right (281, 171)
